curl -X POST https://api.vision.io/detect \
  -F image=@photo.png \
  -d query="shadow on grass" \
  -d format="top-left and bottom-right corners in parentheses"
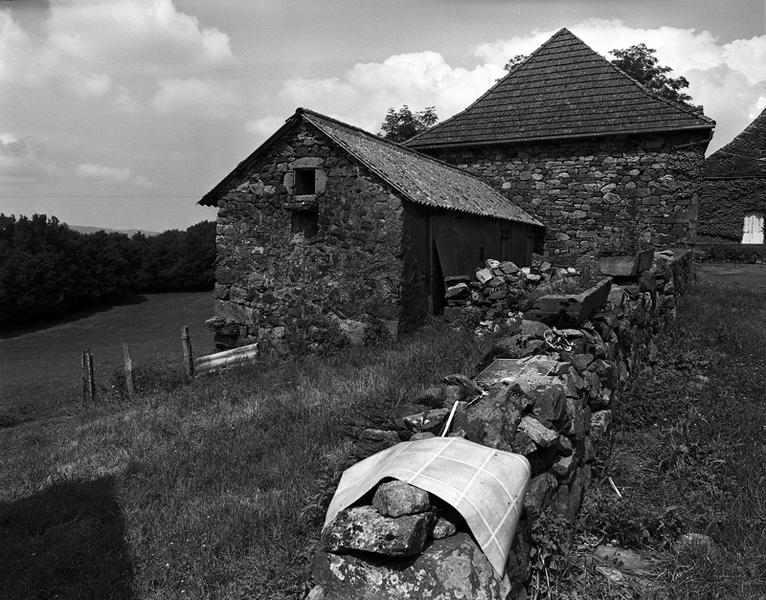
top-left (0, 477), bottom-right (134, 599)
top-left (0, 294), bottom-right (149, 340)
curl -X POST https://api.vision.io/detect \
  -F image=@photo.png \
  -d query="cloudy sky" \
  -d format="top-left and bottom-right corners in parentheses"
top-left (1, 0), bottom-right (765, 232)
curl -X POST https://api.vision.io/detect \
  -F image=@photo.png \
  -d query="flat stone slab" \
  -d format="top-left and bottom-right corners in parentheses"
top-left (473, 356), bottom-right (568, 387)
top-left (598, 250), bottom-right (654, 277)
top-left (525, 277), bottom-right (612, 327)
top-left (517, 416), bottom-right (558, 448)
top-left (322, 506), bottom-right (436, 557)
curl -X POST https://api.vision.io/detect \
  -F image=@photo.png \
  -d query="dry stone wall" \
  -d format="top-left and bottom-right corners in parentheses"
top-left (210, 123), bottom-right (405, 354)
top-left (424, 132), bottom-right (707, 255)
top-left (307, 250), bottom-right (693, 600)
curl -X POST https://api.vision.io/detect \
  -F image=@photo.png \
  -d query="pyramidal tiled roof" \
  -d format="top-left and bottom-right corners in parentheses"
top-left (199, 109), bottom-right (542, 227)
top-left (407, 28), bottom-right (714, 149)
top-left (706, 107), bottom-right (766, 178)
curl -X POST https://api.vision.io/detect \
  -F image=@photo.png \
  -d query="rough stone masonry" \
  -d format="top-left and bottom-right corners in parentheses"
top-left (427, 133), bottom-right (706, 255)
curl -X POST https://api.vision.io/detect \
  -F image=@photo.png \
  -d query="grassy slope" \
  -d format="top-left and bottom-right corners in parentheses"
top-left (564, 275), bottom-right (766, 598)
top-left (0, 323), bottom-right (489, 599)
top-left (0, 291), bottom-right (213, 421)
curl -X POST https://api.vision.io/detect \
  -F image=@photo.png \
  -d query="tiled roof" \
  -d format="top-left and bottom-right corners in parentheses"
top-left (706, 107), bottom-right (766, 178)
top-left (407, 28), bottom-right (714, 149)
top-left (200, 109), bottom-right (543, 227)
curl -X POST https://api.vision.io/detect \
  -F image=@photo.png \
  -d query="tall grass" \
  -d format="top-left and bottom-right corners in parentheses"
top-left (0, 321), bottom-right (490, 599)
top-left (576, 280), bottom-right (766, 599)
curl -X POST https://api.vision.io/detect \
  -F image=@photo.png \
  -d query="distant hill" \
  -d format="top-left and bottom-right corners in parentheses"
top-left (70, 225), bottom-right (160, 237)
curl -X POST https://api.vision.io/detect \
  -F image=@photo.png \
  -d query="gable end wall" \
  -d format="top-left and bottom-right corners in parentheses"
top-left (211, 122), bottom-right (406, 354)
top-left (422, 131), bottom-right (708, 255)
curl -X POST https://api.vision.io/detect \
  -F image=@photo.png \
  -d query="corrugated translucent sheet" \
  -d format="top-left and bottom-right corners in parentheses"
top-left (323, 437), bottom-right (530, 576)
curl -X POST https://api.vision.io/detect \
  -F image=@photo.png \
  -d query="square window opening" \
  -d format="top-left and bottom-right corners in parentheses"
top-left (294, 169), bottom-right (315, 195)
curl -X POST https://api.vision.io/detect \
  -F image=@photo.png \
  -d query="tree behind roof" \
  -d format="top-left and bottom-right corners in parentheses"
top-left (499, 43), bottom-right (696, 107)
top-left (379, 105), bottom-right (438, 143)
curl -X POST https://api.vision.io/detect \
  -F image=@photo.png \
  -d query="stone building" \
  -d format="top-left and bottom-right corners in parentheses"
top-left (699, 107), bottom-right (766, 244)
top-left (406, 28), bottom-right (715, 255)
top-left (199, 108), bottom-right (543, 351)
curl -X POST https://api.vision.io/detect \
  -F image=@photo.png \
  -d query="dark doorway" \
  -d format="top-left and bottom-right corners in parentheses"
top-left (431, 240), bottom-right (446, 315)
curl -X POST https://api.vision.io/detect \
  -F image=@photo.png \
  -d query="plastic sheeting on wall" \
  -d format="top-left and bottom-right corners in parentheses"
top-left (323, 437), bottom-right (530, 576)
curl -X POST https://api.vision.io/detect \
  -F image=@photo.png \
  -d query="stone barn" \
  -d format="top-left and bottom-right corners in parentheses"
top-left (406, 28), bottom-right (715, 255)
top-left (199, 108), bottom-right (543, 352)
top-left (699, 107), bottom-right (766, 244)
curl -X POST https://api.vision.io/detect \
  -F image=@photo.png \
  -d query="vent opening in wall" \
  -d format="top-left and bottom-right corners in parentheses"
top-left (294, 169), bottom-right (315, 195)
top-left (742, 212), bottom-right (764, 244)
top-left (291, 210), bottom-right (318, 238)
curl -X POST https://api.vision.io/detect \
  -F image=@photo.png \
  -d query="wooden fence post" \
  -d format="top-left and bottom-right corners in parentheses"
top-left (83, 348), bottom-right (96, 402)
top-left (122, 343), bottom-right (135, 398)
top-left (181, 326), bottom-right (194, 377)
top-left (81, 349), bottom-right (88, 403)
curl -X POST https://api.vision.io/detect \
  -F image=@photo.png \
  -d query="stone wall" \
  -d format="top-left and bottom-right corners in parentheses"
top-left (422, 132), bottom-right (708, 255)
top-left (699, 177), bottom-right (766, 242)
top-left (307, 250), bottom-right (694, 600)
top-left (210, 122), bottom-right (406, 353)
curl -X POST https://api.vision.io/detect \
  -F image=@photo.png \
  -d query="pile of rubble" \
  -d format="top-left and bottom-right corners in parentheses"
top-left (443, 258), bottom-right (580, 322)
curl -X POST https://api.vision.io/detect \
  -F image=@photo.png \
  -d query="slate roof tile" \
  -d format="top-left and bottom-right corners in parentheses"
top-left (407, 28), bottom-right (713, 149)
top-left (706, 107), bottom-right (766, 178)
top-left (200, 109), bottom-right (542, 227)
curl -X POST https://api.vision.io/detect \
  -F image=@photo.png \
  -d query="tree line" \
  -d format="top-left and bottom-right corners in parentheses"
top-left (0, 214), bottom-right (215, 324)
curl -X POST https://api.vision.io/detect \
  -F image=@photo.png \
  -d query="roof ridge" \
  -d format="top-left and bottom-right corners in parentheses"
top-left (709, 106), bottom-right (766, 158)
top-left (407, 27), bottom-right (713, 148)
top-left (599, 48), bottom-right (715, 125)
top-left (299, 109), bottom-right (542, 226)
top-left (298, 107), bottom-right (523, 188)
top-left (406, 28), bottom-right (568, 147)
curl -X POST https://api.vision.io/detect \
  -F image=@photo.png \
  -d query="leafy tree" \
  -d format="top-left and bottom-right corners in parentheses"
top-left (379, 105), bottom-right (438, 143)
top-left (609, 43), bottom-right (692, 105)
top-left (0, 214), bottom-right (216, 324)
top-left (499, 43), bottom-right (695, 106)
top-left (496, 54), bottom-right (527, 81)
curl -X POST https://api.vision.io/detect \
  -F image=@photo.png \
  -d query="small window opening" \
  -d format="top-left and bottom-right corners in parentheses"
top-left (294, 169), bottom-right (315, 195)
top-left (291, 211), bottom-right (318, 238)
top-left (742, 212), bottom-right (764, 244)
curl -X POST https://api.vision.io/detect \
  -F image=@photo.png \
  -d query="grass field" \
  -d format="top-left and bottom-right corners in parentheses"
top-left (552, 264), bottom-right (766, 599)
top-left (0, 321), bottom-right (490, 599)
top-left (2, 265), bottom-right (765, 599)
top-left (0, 291), bottom-right (213, 421)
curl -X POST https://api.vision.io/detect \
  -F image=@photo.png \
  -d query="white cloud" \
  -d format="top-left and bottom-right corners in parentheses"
top-left (77, 162), bottom-right (154, 188)
top-left (245, 116), bottom-right (286, 140)
top-left (113, 85), bottom-right (142, 113)
top-left (0, 0), bottom-right (235, 105)
top-left (260, 18), bottom-right (766, 154)
top-left (70, 72), bottom-right (113, 99)
top-left (152, 77), bottom-right (241, 119)
top-left (0, 11), bottom-right (30, 84)
top-left (0, 133), bottom-right (57, 184)
top-left (46, 0), bottom-right (234, 74)
top-left (275, 51), bottom-right (503, 135)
